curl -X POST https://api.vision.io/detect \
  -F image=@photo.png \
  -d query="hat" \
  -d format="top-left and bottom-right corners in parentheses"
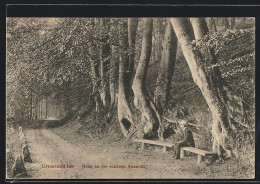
top-left (179, 120), bottom-right (188, 125)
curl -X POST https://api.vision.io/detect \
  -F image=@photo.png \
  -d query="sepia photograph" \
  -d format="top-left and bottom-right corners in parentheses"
top-left (6, 17), bottom-right (255, 179)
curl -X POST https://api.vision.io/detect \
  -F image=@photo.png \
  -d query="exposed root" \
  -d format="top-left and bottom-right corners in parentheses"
top-left (132, 92), bottom-right (160, 139)
top-left (118, 95), bottom-right (135, 137)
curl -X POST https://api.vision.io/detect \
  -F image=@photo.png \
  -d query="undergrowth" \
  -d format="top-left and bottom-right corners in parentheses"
top-left (6, 122), bottom-right (22, 178)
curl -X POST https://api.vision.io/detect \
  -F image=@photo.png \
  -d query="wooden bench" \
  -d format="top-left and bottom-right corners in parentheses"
top-left (134, 139), bottom-right (173, 152)
top-left (181, 147), bottom-right (217, 164)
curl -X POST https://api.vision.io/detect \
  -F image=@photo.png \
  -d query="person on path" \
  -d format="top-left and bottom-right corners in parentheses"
top-left (175, 120), bottom-right (195, 159)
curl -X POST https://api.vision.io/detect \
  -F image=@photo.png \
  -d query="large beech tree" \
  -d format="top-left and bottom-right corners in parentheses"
top-left (86, 19), bottom-right (101, 112)
top-left (207, 18), bottom-right (217, 33)
top-left (99, 19), bottom-right (111, 107)
top-left (170, 18), bottom-right (245, 158)
top-left (154, 19), bottom-right (178, 113)
top-left (132, 18), bottom-right (161, 138)
top-left (127, 18), bottom-right (139, 86)
top-left (117, 19), bottom-right (136, 137)
top-left (109, 45), bottom-right (118, 107)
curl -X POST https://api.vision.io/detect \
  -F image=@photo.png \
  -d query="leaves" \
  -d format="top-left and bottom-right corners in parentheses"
top-left (6, 18), bottom-right (129, 120)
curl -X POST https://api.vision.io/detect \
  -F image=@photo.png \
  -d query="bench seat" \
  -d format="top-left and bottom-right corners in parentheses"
top-left (181, 147), bottom-right (217, 164)
top-left (134, 139), bottom-right (173, 152)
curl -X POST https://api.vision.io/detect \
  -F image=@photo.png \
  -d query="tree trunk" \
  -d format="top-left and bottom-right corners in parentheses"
top-left (170, 18), bottom-right (241, 158)
top-left (30, 89), bottom-right (33, 120)
top-left (132, 18), bottom-right (161, 139)
top-left (116, 19), bottom-right (136, 137)
top-left (127, 18), bottom-right (139, 85)
top-left (157, 19), bottom-right (164, 62)
top-left (45, 97), bottom-right (48, 118)
top-left (230, 18), bottom-right (235, 29)
top-left (99, 19), bottom-right (106, 106)
top-left (97, 19), bottom-right (111, 108)
top-left (190, 18), bottom-right (209, 41)
top-left (39, 99), bottom-right (41, 119)
top-left (154, 19), bottom-right (177, 113)
top-left (99, 19), bottom-right (109, 107)
top-left (118, 53), bottom-right (135, 137)
top-left (90, 54), bottom-right (101, 113)
top-left (223, 18), bottom-right (230, 29)
top-left (208, 18), bottom-right (217, 33)
top-left (35, 98), bottom-right (38, 120)
top-left (87, 19), bottom-right (101, 113)
top-left (109, 45), bottom-right (118, 106)
top-left (63, 81), bottom-right (71, 115)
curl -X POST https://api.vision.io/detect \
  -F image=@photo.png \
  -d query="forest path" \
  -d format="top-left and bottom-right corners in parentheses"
top-left (23, 121), bottom-right (189, 179)
top-left (23, 121), bottom-right (251, 179)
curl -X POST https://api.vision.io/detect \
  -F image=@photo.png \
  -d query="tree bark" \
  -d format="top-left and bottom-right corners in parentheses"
top-left (157, 19), bottom-right (164, 62)
top-left (45, 97), bottom-right (48, 118)
top-left (230, 18), bottom-right (235, 29)
top-left (118, 53), bottom-right (135, 137)
top-left (154, 19), bottom-right (177, 113)
top-left (170, 18), bottom-right (241, 158)
top-left (109, 45), bottom-right (118, 106)
top-left (127, 18), bottom-right (139, 85)
top-left (35, 98), bottom-right (38, 120)
top-left (132, 18), bottom-right (160, 139)
top-left (63, 81), bottom-right (71, 115)
top-left (223, 18), bottom-right (230, 29)
top-left (117, 19), bottom-right (136, 137)
top-left (99, 18), bottom-right (110, 107)
top-left (90, 56), bottom-right (101, 113)
top-left (30, 88), bottom-right (33, 120)
top-left (190, 18), bottom-right (209, 41)
top-left (208, 18), bottom-right (217, 33)
top-left (39, 99), bottom-right (41, 119)
top-left (87, 19), bottom-right (101, 112)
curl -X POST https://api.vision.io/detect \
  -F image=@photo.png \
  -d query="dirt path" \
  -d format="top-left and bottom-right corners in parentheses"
top-left (23, 121), bottom-right (253, 179)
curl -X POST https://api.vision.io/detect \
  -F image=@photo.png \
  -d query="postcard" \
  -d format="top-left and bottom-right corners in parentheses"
top-left (6, 16), bottom-right (255, 179)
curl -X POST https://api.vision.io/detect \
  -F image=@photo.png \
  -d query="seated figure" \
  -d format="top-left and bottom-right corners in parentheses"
top-left (175, 120), bottom-right (195, 159)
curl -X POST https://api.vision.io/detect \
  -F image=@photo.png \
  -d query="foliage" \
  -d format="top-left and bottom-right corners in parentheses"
top-left (197, 29), bottom-right (254, 76)
top-left (7, 18), bottom-right (97, 120)
top-left (196, 28), bottom-right (255, 107)
top-left (7, 18), bottom-right (131, 120)
top-left (192, 26), bottom-right (255, 163)
top-left (7, 18), bottom-right (255, 129)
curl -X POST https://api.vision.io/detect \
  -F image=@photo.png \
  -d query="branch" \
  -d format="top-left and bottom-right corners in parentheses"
top-left (164, 116), bottom-right (201, 127)
top-left (163, 116), bottom-right (179, 123)
top-left (235, 120), bottom-right (251, 129)
top-left (102, 55), bottom-right (111, 63)
top-left (173, 85), bottom-right (197, 99)
top-left (31, 34), bottom-right (59, 52)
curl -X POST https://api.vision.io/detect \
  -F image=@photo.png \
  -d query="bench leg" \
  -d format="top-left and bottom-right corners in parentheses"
top-left (163, 146), bottom-right (167, 152)
top-left (180, 148), bottom-right (186, 158)
top-left (197, 155), bottom-right (204, 164)
top-left (141, 142), bottom-right (145, 150)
